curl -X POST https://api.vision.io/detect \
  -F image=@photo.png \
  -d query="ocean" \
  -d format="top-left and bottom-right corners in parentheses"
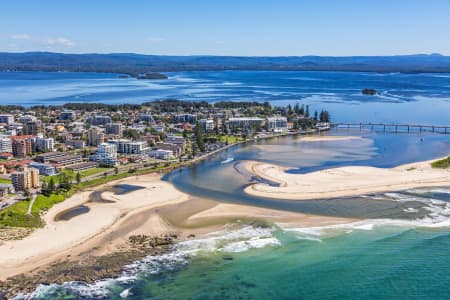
top-left (3, 71), bottom-right (450, 299)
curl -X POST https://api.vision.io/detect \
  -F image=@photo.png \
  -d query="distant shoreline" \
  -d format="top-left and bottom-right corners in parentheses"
top-left (2, 52), bottom-right (450, 74)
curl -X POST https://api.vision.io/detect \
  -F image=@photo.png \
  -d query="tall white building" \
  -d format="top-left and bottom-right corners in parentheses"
top-left (90, 143), bottom-right (118, 166)
top-left (266, 116), bottom-right (288, 132)
top-left (0, 114), bottom-right (14, 125)
top-left (199, 119), bottom-right (215, 132)
top-left (227, 117), bottom-right (264, 130)
top-left (108, 139), bottom-right (148, 155)
top-left (0, 135), bottom-right (12, 153)
top-left (35, 136), bottom-right (55, 152)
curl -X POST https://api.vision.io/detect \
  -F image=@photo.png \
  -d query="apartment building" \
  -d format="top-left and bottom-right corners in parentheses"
top-left (23, 120), bottom-right (43, 136)
top-left (0, 114), bottom-right (14, 125)
top-left (105, 122), bottom-right (123, 136)
top-left (90, 115), bottom-right (112, 126)
top-left (88, 127), bottom-right (105, 146)
top-left (266, 116), bottom-right (288, 132)
top-left (0, 135), bottom-right (12, 153)
top-left (48, 154), bottom-right (83, 167)
top-left (35, 136), bottom-right (55, 152)
top-left (29, 162), bottom-right (57, 176)
top-left (11, 166), bottom-right (40, 191)
top-left (227, 117), bottom-right (264, 130)
top-left (175, 114), bottom-right (197, 124)
top-left (90, 143), bottom-right (118, 166)
top-left (11, 135), bottom-right (35, 158)
top-left (199, 119), bottom-right (215, 132)
top-left (59, 110), bottom-right (77, 121)
top-left (108, 139), bottom-right (149, 155)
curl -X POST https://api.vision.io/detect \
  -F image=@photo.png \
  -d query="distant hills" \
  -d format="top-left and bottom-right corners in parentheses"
top-left (1, 52), bottom-right (450, 76)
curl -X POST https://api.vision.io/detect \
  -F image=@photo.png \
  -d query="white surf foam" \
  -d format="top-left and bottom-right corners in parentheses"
top-left (18, 226), bottom-right (280, 299)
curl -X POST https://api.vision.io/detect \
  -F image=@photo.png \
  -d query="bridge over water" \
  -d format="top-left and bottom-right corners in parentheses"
top-left (331, 123), bottom-right (450, 134)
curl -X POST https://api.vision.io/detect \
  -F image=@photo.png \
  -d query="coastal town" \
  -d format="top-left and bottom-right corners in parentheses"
top-left (0, 100), bottom-right (330, 226)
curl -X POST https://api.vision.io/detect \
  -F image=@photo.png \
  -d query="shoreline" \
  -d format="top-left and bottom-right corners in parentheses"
top-left (244, 157), bottom-right (450, 200)
top-left (0, 173), bottom-right (356, 289)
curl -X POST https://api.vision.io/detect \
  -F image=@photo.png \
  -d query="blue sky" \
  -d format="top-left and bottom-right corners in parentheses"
top-left (1, 0), bottom-right (449, 56)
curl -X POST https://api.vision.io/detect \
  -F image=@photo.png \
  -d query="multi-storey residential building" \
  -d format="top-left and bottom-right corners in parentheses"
top-left (66, 139), bottom-right (86, 150)
top-left (29, 162), bottom-right (57, 176)
top-left (108, 139), bottom-right (149, 155)
top-left (199, 119), bottom-right (215, 132)
top-left (35, 152), bottom-right (68, 163)
top-left (149, 149), bottom-right (173, 160)
top-left (140, 113), bottom-right (155, 123)
top-left (11, 166), bottom-right (40, 191)
top-left (66, 161), bottom-right (99, 172)
top-left (23, 120), bottom-right (43, 136)
top-left (11, 135), bottom-right (35, 158)
top-left (266, 116), bottom-right (288, 132)
top-left (227, 117), bottom-right (265, 130)
top-left (90, 143), bottom-right (118, 166)
top-left (88, 127), bottom-right (105, 146)
top-left (48, 154), bottom-right (83, 167)
top-left (105, 123), bottom-right (123, 136)
top-left (0, 114), bottom-right (14, 125)
top-left (165, 135), bottom-right (186, 149)
top-left (155, 142), bottom-right (184, 157)
top-left (175, 114), bottom-right (197, 124)
top-left (18, 115), bottom-right (36, 124)
top-left (35, 135), bottom-right (55, 152)
top-left (90, 115), bottom-right (112, 126)
top-left (59, 110), bottom-right (77, 121)
top-left (0, 135), bottom-right (12, 153)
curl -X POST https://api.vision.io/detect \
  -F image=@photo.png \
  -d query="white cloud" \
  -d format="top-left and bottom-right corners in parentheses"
top-left (146, 37), bottom-right (165, 42)
top-left (10, 34), bottom-right (31, 40)
top-left (46, 37), bottom-right (75, 47)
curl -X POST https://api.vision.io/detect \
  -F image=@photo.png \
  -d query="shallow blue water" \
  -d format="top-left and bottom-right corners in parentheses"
top-left (1, 70), bottom-right (450, 124)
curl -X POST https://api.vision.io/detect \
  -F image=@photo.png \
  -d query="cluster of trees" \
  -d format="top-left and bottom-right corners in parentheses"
top-left (63, 103), bottom-right (141, 112)
top-left (142, 99), bottom-right (209, 113)
top-left (41, 172), bottom-right (75, 196)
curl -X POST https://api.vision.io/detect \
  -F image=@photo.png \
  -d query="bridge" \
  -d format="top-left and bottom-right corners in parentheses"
top-left (330, 123), bottom-right (450, 134)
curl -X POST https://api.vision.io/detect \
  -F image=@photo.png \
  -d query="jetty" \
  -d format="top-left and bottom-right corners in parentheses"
top-left (331, 123), bottom-right (450, 134)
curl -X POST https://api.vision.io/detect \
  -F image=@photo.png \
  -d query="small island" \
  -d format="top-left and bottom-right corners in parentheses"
top-left (362, 88), bottom-right (377, 95)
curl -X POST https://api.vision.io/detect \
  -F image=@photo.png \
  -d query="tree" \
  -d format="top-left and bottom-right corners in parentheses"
top-left (194, 122), bottom-right (205, 152)
top-left (76, 172), bottom-right (81, 184)
top-left (24, 188), bottom-right (31, 199)
top-left (48, 177), bottom-right (55, 194)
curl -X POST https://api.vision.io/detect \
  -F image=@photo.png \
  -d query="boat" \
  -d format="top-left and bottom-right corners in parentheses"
top-left (221, 157), bottom-right (234, 164)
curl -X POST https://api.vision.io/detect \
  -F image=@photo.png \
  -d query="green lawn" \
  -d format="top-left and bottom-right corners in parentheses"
top-left (210, 135), bottom-right (242, 144)
top-left (431, 156), bottom-right (450, 169)
top-left (0, 178), bottom-right (12, 184)
top-left (0, 193), bottom-right (66, 228)
top-left (78, 167), bottom-right (110, 178)
top-left (41, 170), bottom-right (75, 184)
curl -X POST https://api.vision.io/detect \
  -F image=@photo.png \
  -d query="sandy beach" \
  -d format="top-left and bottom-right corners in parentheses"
top-left (244, 158), bottom-right (450, 200)
top-left (0, 173), bottom-right (356, 281)
top-left (299, 135), bottom-right (362, 142)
